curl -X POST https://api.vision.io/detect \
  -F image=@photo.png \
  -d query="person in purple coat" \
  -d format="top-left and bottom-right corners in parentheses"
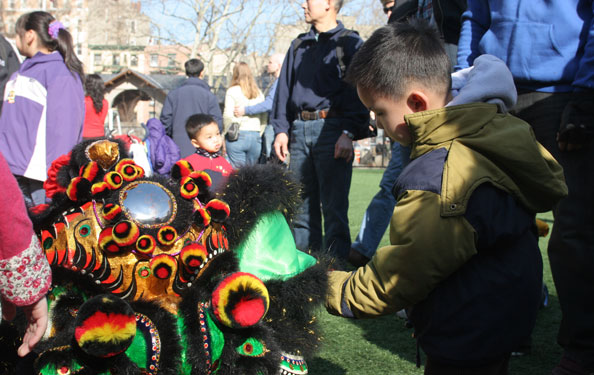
top-left (0, 11), bottom-right (85, 207)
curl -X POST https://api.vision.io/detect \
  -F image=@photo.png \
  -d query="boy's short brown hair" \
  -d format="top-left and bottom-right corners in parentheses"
top-left (346, 19), bottom-right (451, 100)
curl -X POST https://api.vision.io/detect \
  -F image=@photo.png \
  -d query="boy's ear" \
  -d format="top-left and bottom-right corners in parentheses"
top-left (407, 91), bottom-right (428, 113)
top-left (190, 138), bottom-right (201, 149)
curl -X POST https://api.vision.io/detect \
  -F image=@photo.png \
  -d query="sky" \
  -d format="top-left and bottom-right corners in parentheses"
top-left (142, 0), bottom-right (382, 52)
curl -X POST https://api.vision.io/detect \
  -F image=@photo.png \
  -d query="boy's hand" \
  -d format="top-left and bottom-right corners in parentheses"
top-left (334, 133), bottom-right (354, 162)
top-left (558, 91), bottom-right (594, 151)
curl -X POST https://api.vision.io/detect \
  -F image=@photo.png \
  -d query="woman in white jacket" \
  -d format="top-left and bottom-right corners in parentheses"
top-left (223, 62), bottom-right (266, 168)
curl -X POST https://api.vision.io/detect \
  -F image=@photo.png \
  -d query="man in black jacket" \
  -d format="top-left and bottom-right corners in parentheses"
top-left (271, 0), bottom-right (369, 258)
top-left (160, 59), bottom-right (223, 158)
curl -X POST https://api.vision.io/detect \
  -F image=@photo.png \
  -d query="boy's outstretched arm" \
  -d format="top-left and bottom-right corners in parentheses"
top-left (326, 190), bottom-right (477, 318)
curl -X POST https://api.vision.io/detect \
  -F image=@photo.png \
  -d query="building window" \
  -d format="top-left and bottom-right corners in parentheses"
top-left (112, 54), bottom-right (121, 66)
top-left (21, 0), bottom-right (27, 8)
top-left (76, 44), bottom-right (82, 56)
top-left (167, 54), bottom-right (176, 67)
top-left (131, 55), bottom-right (138, 67)
top-left (76, 0), bottom-right (83, 6)
top-left (150, 54), bottom-right (158, 67)
top-left (39, 0), bottom-right (43, 8)
top-left (50, 0), bottom-right (56, 9)
top-left (94, 53), bottom-right (101, 66)
top-left (130, 21), bottom-right (136, 33)
top-left (9, 0), bottom-right (16, 9)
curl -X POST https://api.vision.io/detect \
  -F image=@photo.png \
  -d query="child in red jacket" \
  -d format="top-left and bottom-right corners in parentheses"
top-left (183, 114), bottom-right (233, 192)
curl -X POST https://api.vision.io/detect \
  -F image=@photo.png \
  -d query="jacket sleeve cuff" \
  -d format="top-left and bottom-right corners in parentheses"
top-left (325, 270), bottom-right (356, 318)
top-left (0, 235), bottom-right (51, 306)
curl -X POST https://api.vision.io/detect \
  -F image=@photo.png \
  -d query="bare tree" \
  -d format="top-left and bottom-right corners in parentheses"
top-left (142, 0), bottom-right (382, 92)
top-left (144, 0), bottom-right (300, 88)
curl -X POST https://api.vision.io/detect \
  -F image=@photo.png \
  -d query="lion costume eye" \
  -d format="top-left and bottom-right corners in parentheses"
top-left (56, 365), bottom-right (71, 375)
top-left (236, 337), bottom-right (268, 357)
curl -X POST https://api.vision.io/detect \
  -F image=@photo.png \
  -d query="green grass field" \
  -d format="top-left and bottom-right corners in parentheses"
top-left (308, 168), bottom-right (561, 374)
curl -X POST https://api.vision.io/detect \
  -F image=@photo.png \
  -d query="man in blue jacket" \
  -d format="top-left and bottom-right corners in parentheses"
top-left (457, 1), bottom-right (594, 373)
top-left (160, 58), bottom-right (223, 158)
top-left (270, 0), bottom-right (369, 258)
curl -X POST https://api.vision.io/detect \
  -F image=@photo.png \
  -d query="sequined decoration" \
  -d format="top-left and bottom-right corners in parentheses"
top-left (279, 352), bottom-right (308, 375)
top-left (199, 302), bottom-right (214, 374)
top-left (136, 312), bottom-right (161, 375)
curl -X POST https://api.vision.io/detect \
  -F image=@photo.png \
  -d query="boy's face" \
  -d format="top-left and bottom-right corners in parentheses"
top-left (191, 123), bottom-right (223, 153)
top-left (357, 86), bottom-right (413, 146)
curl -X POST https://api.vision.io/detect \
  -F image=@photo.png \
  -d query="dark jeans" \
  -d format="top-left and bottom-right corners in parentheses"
top-left (425, 355), bottom-right (510, 375)
top-left (352, 142), bottom-right (403, 258)
top-left (14, 175), bottom-right (45, 208)
top-left (288, 118), bottom-right (352, 258)
top-left (512, 92), bottom-right (594, 367)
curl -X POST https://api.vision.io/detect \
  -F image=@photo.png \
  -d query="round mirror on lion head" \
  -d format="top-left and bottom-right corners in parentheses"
top-left (119, 181), bottom-right (178, 228)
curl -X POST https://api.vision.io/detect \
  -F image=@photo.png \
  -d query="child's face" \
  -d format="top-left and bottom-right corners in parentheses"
top-left (191, 123), bottom-right (223, 153)
top-left (357, 86), bottom-right (413, 146)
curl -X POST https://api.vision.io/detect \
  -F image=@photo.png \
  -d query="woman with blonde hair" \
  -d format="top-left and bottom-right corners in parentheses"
top-left (223, 62), bottom-right (266, 168)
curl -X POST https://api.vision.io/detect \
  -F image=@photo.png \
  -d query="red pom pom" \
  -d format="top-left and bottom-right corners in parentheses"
top-left (157, 226), bottom-right (178, 246)
top-left (150, 254), bottom-right (176, 279)
top-left (171, 160), bottom-right (193, 180)
top-left (112, 220), bottom-right (140, 247)
top-left (99, 227), bottom-right (120, 253)
top-left (104, 172), bottom-right (124, 190)
top-left (205, 199), bottom-right (230, 223)
top-left (135, 234), bottom-right (156, 256)
top-left (180, 176), bottom-right (199, 199)
top-left (79, 161), bottom-right (100, 181)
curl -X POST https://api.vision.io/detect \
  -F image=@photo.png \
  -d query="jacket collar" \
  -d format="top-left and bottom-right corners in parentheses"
top-left (184, 77), bottom-right (210, 89)
top-left (405, 103), bottom-right (498, 159)
top-left (302, 21), bottom-right (345, 41)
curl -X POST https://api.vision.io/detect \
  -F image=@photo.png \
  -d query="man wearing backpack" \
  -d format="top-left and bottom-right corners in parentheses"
top-left (270, 0), bottom-right (369, 258)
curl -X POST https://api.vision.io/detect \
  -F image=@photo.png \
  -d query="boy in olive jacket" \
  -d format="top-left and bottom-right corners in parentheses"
top-left (325, 20), bottom-right (568, 373)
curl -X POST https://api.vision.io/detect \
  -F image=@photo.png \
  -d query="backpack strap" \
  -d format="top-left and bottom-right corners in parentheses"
top-left (291, 33), bottom-right (307, 60)
top-left (335, 28), bottom-right (358, 78)
top-left (291, 29), bottom-right (358, 78)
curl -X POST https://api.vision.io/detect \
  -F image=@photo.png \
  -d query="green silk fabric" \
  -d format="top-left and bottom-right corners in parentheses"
top-left (234, 211), bottom-right (316, 281)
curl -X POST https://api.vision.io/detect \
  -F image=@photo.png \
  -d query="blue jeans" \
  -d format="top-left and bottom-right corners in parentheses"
top-left (289, 118), bottom-right (352, 258)
top-left (512, 92), bottom-right (594, 367)
top-left (351, 142), bottom-right (404, 258)
top-left (226, 130), bottom-right (262, 168)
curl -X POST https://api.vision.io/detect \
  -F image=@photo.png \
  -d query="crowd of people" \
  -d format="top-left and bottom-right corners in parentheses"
top-left (0, 1), bottom-right (592, 374)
